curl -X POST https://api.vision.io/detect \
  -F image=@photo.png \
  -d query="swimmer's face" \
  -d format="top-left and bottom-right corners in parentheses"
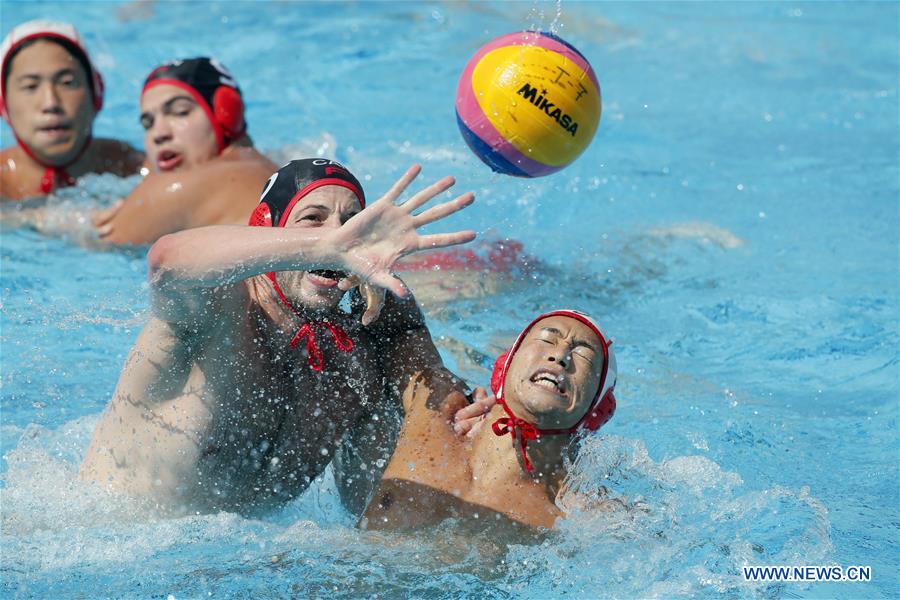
top-left (4, 40), bottom-right (95, 166)
top-left (139, 83), bottom-right (218, 173)
top-left (504, 315), bottom-right (604, 430)
top-left (275, 186), bottom-right (362, 310)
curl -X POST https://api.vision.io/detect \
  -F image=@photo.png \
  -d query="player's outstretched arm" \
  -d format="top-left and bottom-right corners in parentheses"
top-left (147, 165), bottom-right (476, 322)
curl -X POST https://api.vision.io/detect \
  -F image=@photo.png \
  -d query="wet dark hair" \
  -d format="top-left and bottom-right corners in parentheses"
top-left (3, 36), bottom-right (94, 100)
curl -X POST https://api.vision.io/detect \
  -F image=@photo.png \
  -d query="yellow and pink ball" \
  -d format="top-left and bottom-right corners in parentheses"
top-left (456, 31), bottom-right (602, 178)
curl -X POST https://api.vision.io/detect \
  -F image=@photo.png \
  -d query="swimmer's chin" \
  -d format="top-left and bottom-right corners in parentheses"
top-left (297, 281), bottom-right (346, 308)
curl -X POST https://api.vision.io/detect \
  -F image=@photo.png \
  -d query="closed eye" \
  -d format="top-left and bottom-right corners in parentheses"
top-left (573, 349), bottom-right (594, 364)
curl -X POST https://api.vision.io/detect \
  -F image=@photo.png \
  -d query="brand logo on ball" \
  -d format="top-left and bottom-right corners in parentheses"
top-left (516, 83), bottom-right (579, 136)
top-left (455, 31), bottom-right (601, 177)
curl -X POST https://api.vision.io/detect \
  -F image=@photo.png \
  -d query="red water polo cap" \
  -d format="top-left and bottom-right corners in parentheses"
top-left (490, 309), bottom-right (618, 471)
top-left (248, 158), bottom-right (366, 371)
top-left (142, 57), bottom-right (245, 153)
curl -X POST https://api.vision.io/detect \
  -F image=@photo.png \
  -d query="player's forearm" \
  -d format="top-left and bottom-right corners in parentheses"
top-left (148, 224), bottom-right (342, 290)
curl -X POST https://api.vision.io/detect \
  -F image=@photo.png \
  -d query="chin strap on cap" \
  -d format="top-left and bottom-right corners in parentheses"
top-left (288, 319), bottom-right (354, 372)
top-left (249, 159), bottom-right (365, 372)
top-left (492, 403), bottom-right (542, 472)
top-left (490, 309), bottom-right (618, 472)
top-left (267, 272), bottom-right (354, 371)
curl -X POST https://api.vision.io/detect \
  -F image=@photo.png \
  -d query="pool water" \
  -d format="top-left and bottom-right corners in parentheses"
top-left (2, 1), bottom-right (897, 598)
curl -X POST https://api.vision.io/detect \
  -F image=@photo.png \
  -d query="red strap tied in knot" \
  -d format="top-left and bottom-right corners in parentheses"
top-left (15, 132), bottom-right (89, 194)
top-left (40, 167), bottom-right (77, 194)
top-left (492, 415), bottom-right (541, 472)
top-left (265, 272), bottom-right (355, 371)
top-left (289, 320), bottom-right (353, 371)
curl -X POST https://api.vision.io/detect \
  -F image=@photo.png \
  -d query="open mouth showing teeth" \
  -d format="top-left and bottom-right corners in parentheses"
top-left (309, 269), bottom-right (347, 280)
top-left (531, 372), bottom-right (566, 394)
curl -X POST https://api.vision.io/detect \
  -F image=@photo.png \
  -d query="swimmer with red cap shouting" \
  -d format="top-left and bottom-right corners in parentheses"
top-left (80, 158), bottom-right (477, 515)
top-left (0, 20), bottom-right (143, 199)
top-left (361, 309), bottom-right (618, 530)
top-left (93, 57), bottom-right (277, 244)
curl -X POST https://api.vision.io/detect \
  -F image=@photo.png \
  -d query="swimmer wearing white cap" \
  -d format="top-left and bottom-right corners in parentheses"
top-left (80, 159), bottom-right (477, 516)
top-left (0, 20), bottom-right (143, 199)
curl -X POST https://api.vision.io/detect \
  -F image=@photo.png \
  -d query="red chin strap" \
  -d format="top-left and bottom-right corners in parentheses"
top-left (16, 132), bottom-right (91, 194)
top-left (266, 272), bottom-right (353, 372)
top-left (492, 399), bottom-right (543, 472)
top-left (489, 310), bottom-right (618, 473)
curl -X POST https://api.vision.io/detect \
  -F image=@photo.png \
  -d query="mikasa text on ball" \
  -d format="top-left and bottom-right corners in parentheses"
top-left (456, 31), bottom-right (601, 178)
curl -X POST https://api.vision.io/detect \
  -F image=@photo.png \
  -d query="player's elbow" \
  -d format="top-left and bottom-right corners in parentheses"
top-left (147, 233), bottom-right (180, 284)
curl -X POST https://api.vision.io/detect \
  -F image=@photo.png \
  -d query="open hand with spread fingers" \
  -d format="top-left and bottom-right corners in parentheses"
top-left (333, 164), bottom-right (476, 300)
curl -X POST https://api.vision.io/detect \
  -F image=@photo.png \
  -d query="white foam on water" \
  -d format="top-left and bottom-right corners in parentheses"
top-left (1, 417), bottom-right (835, 597)
top-left (513, 434), bottom-right (836, 596)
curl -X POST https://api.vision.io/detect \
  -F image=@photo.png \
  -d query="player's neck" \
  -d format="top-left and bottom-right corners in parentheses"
top-left (471, 405), bottom-right (570, 499)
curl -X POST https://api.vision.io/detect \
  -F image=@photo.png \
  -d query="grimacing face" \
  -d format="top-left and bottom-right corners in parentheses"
top-left (503, 315), bottom-right (604, 430)
top-left (274, 186), bottom-right (362, 310)
top-left (139, 83), bottom-right (218, 173)
top-left (4, 39), bottom-right (95, 165)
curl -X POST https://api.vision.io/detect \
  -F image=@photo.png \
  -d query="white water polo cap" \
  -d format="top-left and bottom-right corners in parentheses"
top-left (0, 20), bottom-right (104, 119)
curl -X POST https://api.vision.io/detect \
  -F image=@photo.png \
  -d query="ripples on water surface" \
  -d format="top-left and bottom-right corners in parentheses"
top-left (2, 1), bottom-right (898, 598)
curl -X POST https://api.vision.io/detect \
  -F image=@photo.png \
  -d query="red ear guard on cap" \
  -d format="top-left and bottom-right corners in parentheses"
top-left (491, 347), bottom-right (615, 431)
top-left (490, 309), bottom-right (618, 435)
top-left (490, 349), bottom-right (511, 396)
top-left (248, 202), bottom-right (272, 227)
top-left (213, 85), bottom-right (244, 140)
top-left (92, 70), bottom-right (104, 112)
top-left (582, 390), bottom-right (615, 431)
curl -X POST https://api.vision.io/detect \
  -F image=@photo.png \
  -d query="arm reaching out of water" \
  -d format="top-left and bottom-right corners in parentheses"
top-left (333, 291), bottom-right (472, 516)
top-left (81, 162), bottom-right (477, 511)
top-left (147, 165), bottom-right (475, 324)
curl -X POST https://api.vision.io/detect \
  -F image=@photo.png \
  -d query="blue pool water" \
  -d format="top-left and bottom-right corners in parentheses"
top-left (2, 1), bottom-right (898, 597)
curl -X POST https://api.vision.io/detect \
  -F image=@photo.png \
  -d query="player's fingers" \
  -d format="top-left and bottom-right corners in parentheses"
top-left (412, 192), bottom-right (474, 227)
top-left (401, 176), bottom-right (455, 213)
top-left (361, 284), bottom-right (385, 326)
top-left (338, 274), bottom-right (361, 292)
top-left (368, 271), bottom-right (409, 299)
top-left (376, 164), bottom-right (422, 205)
top-left (415, 230), bottom-right (477, 252)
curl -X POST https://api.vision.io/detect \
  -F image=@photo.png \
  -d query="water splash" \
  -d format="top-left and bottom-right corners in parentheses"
top-left (1, 420), bottom-right (834, 597)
